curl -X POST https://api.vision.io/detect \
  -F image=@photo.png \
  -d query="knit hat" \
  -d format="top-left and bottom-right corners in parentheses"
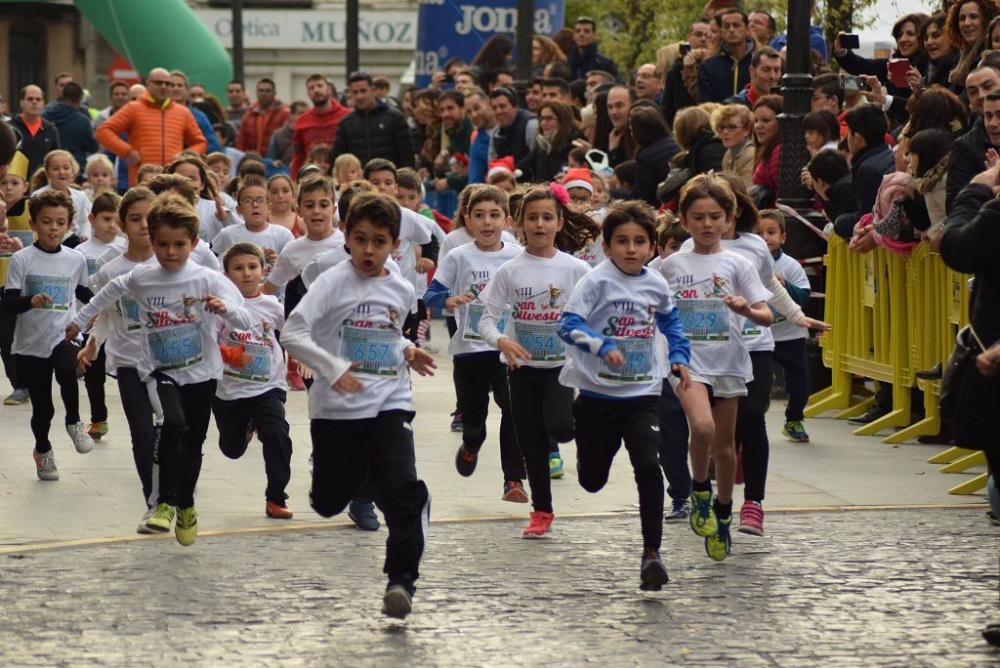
top-left (487, 156), bottom-right (519, 180)
top-left (561, 167), bottom-right (593, 194)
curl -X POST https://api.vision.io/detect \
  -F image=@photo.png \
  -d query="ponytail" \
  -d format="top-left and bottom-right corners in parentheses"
top-left (517, 183), bottom-right (600, 254)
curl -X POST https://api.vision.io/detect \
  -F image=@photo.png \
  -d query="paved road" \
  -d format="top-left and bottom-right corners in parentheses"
top-left (1, 509), bottom-right (997, 666)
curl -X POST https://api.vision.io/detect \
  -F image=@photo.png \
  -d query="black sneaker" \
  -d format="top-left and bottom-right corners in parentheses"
top-left (382, 584), bottom-right (413, 619)
top-left (847, 405), bottom-right (888, 425)
top-left (640, 547), bottom-right (669, 591)
top-left (455, 444), bottom-right (479, 477)
top-left (449, 411), bottom-right (463, 432)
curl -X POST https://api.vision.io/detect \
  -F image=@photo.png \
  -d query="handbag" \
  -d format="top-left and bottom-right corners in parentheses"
top-left (939, 324), bottom-right (985, 419)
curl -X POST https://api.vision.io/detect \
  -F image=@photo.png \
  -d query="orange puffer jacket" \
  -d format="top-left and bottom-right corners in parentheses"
top-left (96, 94), bottom-right (207, 185)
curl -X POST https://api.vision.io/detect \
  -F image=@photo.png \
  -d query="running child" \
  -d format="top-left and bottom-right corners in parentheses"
top-left (5, 189), bottom-right (95, 480)
top-left (84, 154), bottom-right (116, 200)
top-left (557, 199), bottom-right (691, 588)
top-left (77, 186), bottom-right (161, 531)
top-left (33, 150), bottom-right (92, 244)
top-left (68, 193), bottom-right (254, 546)
top-left (266, 174), bottom-right (304, 237)
top-left (423, 185), bottom-right (527, 502)
top-left (215, 242), bottom-right (294, 519)
top-left (75, 190), bottom-right (122, 442)
top-left (333, 153), bottom-right (362, 190)
top-left (477, 183), bottom-right (597, 538)
top-left (0, 151), bottom-right (33, 406)
top-left (211, 175), bottom-right (294, 282)
top-left (166, 154), bottom-right (241, 243)
top-left (659, 174), bottom-right (772, 561)
top-left (281, 191), bottom-right (435, 619)
top-left (755, 209), bottom-right (812, 443)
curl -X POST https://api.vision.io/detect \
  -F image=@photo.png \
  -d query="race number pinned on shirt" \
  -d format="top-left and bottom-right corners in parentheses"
top-left (678, 299), bottom-right (729, 341)
top-left (86, 258), bottom-right (99, 276)
top-left (597, 336), bottom-right (654, 383)
top-left (464, 303), bottom-right (510, 341)
top-left (223, 341), bottom-right (272, 383)
top-left (118, 296), bottom-right (143, 332)
top-left (148, 322), bottom-right (203, 371)
top-left (514, 321), bottom-right (565, 362)
top-left (342, 325), bottom-right (399, 377)
top-left (25, 274), bottom-right (73, 311)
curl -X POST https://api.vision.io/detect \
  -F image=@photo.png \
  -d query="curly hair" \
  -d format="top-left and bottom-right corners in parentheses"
top-left (517, 185), bottom-right (600, 253)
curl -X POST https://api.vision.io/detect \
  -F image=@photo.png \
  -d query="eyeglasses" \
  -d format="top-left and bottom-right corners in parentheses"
top-left (239, 197), bottom-right (268, 206)
top-left (539, 115), bottom-right (558, 122)
top-left (147, 80), bottom-right (170, 86)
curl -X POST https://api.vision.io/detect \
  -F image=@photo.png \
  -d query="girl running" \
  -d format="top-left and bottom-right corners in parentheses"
top-left (33, 150), bottom-right (92, 244)
top-left (166, 154), bottom-right (241, 243)
top-left (266, 174), bottom-right (305, 237)
top-left (477, 183), bottom-right (598, 538)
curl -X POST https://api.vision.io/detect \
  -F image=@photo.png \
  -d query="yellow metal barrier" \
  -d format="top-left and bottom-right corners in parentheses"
top-left (804, 238), bottom-right (983, 494)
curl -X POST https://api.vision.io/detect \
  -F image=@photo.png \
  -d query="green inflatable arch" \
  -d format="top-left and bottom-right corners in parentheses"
top-left (23, 0), bottom-right (234, 98)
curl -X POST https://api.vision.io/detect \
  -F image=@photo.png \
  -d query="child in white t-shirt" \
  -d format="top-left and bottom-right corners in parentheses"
top-left (75, 191), bottom-right (122, 443)
top-left (557, 200), bottom-right (691, 589)
top-left (4, 190), bottom-right (94, 480)
top-left (755, 209), bottom-right (812, 443)
top-left (33, 150), bottom-right (92, 243)
top-left (211, 175), bottom-right (294, 280)
top-left (477, 183), bottom-right (598, 538)
top-left (281, 192), bottom-right (435, 620)
top-left (68, 193), bottom-right (254, 547)
top-left (659, 174), bottom-right (772, 562)
top-left (424, 185), bottom-right (526, 502)
top-left (167, 155), bottom-right (241, 243)
top-left (215, 242), bottom-right (293, 520)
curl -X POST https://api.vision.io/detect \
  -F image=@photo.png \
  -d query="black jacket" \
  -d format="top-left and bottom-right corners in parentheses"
top-left (42, 102), bottom-right (98, 176)
top-left (946, 119), bottom-right (995, 214)
top-left (629, 135), bottom-right (678, 207)
top-left (661, 61), bottom-right (696, 128)
top-left (927, 51), bottom-right (959, 89)
top-left (568, 43), bottom-right (619, 81)
top-left (517, 130), bottom-right (581, 183)
top-left (698, 39), bottom-right (754, 103)
top-left (493, 109), bottom-right (537, 165)
top-left (8, 115), bottom-right (60, 179)
top-left (332, 101), bottom-right (415, 168)
top-left (833, 143), bottom-right (894, 239)
top-left (684, 132), bottom-right (725, 175)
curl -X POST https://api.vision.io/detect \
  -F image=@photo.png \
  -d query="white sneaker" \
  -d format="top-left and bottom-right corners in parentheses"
top-left (66, 422), bottom-right (94, 454)
top-left (33, 449), bottom-right (59, 481)
top-left (137, 506), bottom-right (157, 534)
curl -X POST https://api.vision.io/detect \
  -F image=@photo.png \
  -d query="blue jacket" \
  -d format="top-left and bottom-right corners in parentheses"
top-left (698, 39), bottom-right (755, 103)
top-left (770, 25), bottom-right (828, 61)
top-left (190, 106), bottom-right (221, 154)
top-left (468, 127), bottom-right (492, 184)
top-left (42, 102), bottom-right (98, 173)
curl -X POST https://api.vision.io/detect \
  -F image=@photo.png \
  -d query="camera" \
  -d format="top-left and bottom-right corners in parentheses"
top-left (679, 42), bottom-right (692, 57)
top-left (839, 74), bottom-right (871, 92)
top-left (838, 33), bottom-right (860, 50)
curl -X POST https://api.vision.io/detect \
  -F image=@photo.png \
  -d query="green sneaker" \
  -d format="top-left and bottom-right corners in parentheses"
top-left (145, 503), bottom-right (175, 533)
top-left (689, 490), bottom-right (717, 537)
top-left (782, 420), bottom-right (810, 443)
top-left (705, 514), bottom-right (732, 561)
top-left (549, 453), bottom-right (565, 479)
top-left (175, 506), bottom-right (198, 546)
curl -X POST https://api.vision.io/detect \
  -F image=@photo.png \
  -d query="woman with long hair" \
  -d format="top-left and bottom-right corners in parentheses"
top-left (517, 101), bottom-right (581, 182)
top-left (751, 95), bottom-right (783, 209)
top-left (946, 0), bottom-right (1000, 91)
top-left (532, 35), bottom-right (567, 77)
top-left (626, 105), bottom-right (677, 206)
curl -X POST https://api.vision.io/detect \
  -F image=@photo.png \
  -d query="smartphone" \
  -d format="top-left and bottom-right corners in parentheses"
top-left (839, 74), bottom-right (871, 92)
top-left (443, 74), bottom-right (454, 84)
top-left (839, 33), bottom-right (861, 50)
top-left (679, 42), bottom-right (692, 57)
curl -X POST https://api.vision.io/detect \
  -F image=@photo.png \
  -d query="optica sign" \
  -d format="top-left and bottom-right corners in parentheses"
top-left (414, 0), bottom-right (565, 86)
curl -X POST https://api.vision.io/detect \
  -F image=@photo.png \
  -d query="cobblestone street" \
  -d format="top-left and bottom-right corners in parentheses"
top-left (1, 508), bottom-right (998, 666)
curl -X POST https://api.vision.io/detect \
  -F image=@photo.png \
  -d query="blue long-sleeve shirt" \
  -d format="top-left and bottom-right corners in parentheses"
top-left (558, 307), bottom-right (691, 368)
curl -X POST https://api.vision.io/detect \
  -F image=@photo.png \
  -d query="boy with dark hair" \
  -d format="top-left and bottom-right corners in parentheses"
top-left (282, 191), bottom-right (436, 619)
top-left (68, 194), bottom-right (254, 545)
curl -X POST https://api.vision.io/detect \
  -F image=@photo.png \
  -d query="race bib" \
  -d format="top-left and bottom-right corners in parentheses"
top-left (342, 325), bottom-right (399, 377)
top-left (147, 323), bottom-right (203, 371)
top-left (513, 321), bottom-right (564, 362)
top-left (86, 258), bottom-right (99, 276)
top-left (463, 303), bottom-right (510, 342)
top-left (118, 295), bottom-right (143, 332)
top-left (741, 318), bottom-right (762, 338)
top-left (678, 299), bottom-right (729, 341)
top-left (597, 336), bottom-right (655, 383)
top-left (223, 341), bottom-right (272, 383)
top-left (25, 274), bottom-right (73, 311)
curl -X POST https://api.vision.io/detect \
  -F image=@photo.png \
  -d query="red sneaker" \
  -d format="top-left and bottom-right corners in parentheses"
top-left (522, 510), bottom-right (554, 538)
top-left (286, 358), bottom-right (306, 391)
top-left (502, 480), bottom-right (529, 503)
top-left (266, 500), bottom-right (294, 519)
top-left (737, 500), bottom-right (764, 536)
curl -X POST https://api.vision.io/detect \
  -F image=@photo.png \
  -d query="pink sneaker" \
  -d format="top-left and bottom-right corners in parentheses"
top-left (522, 511), bottom-right (554, 538)
top-left (738, 500), bottom-right (764, 536)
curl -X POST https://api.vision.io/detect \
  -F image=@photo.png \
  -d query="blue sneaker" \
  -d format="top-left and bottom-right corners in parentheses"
top-left (348, 499), bottom-right (380, 531)
top-left (549, 452), bottom-right (565, 479)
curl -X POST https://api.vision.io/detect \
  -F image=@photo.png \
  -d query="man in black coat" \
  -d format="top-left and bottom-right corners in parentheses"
top-left (833, 104), bottom-right (894, 242)
top-left (8, 85), bottom-right (60, 179)
top-left (42, 82), bottom-right (97, 177)
top-left (567, 17), bottom-right (619, 81)
top-left (946, 91), bottom-right (1000, 214)
top-left (332, 71), bottom-right (415, 169)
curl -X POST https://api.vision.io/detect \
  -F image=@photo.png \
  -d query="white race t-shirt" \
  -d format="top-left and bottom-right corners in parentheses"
top-left (772, 251), bottom-right (810, 343)
top-left (211, 223), bottom-right (295, 280)
top-left (390, 208), bottom-right (434, 313)
top-left (7, 244), bottom-right (89, 358)
top-left (660, 249), bottom-right (770, 382)
top-left (478, 249), bottom-right (591, 369)
top-left (96, 238), bottom-right (220, 273)
top-left (72, 261), bottom-right (253, 385)
top-left (301, 246), bottom-right (400, 289)
top-left (438, 228), bottom-right (519, 316)
top-left (433, 240), bottom-right (522, 356)
top-left (76, 237), bottom-right (119, 276)
top-left (283, 259), bottom-right (416, 420)
top-left (216, 293), bottom-right (288, 400)
top-left (195, 195), bottom-right (243, 243)
top-left (90, 253), bottom-right (156, 372)
top-left (266, 229), bottom-right (345, 289)
top-left (559, 260), bottom-right (674, 398)
top-left (573, 236), bottom-right (607, 268)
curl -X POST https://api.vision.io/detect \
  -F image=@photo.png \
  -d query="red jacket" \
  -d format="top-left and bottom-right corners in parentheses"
top-left (290, 101), bottom-right (350, 177)
top-left (236, 100), bottom-right (290, 155)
